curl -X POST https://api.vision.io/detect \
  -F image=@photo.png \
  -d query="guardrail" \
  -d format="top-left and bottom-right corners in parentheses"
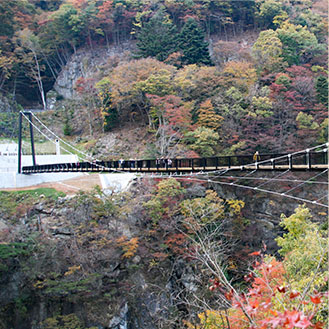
top-left (21, 150), bottom-right (328, 174)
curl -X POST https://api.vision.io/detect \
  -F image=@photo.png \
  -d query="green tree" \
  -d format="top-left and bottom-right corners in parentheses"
top-left (296, 112), bottom-right (319, 130)
top-left (135, 8), bottom-right (178, 61)
top-left (252, 29), bottom-right (287, 72)
top-left (256, 0), bottom-right (286, 29)
top-left (185, 126), bottom-right (219, 157)
top-left (96, 77), bottom-right (118, 131)
top-left (276, 22), bottom-right (325, 65)
top-left (144, 178), bottom-right (185, 224)
top-left (315, 75), bottom-right (328, 106)
top-left (293, 9), bottom-right (326, 42)
top-left (178, 18), bottom-right (212, 66)
top-left (45, 3), bottom-right (83, 53)
top-left (276, 205), bottom-right (328, 323)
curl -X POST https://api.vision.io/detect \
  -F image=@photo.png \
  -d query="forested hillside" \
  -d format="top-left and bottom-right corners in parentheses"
top-left (0, 0), bottom-right (327, 157)
top-left (0, 179), bottom-right (327, 329)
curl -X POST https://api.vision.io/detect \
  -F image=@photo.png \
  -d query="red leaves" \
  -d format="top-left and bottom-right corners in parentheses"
top-left (312, 321), bottom-right (324, 329)
top-left (264, 310), bottom-right (313, 329)
top-left (289, 291), bottom-right (300, 299)
top-left (147, 94), bottom-right (193, 133)
top-left (249, 250), bottom-right (261, 256)
top-left (310, 294), bottom-right (322, 305)
top-left (225, 290), bottom-right (234, 302)
top-left (227, 257), bottom-right (325, 329)
top-left (244, 272), bottom-right (254, 282)
top-left (209, 278), bottom-right (228, 294)
top-left (209, 277), bottom-right (221, 291)
top-left (277, 286), bottom-right (287, 293)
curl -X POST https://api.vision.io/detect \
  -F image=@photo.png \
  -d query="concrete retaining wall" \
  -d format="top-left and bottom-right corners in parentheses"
top-left (0, 154), bottom-right (82, 188)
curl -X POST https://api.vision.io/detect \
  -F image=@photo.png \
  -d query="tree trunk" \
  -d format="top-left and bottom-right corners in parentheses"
top-left (32, 50), bottom-right (46, 110)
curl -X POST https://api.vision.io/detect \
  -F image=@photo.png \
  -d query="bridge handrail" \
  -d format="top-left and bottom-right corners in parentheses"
top-left (21, 150), bottom-right (328, 174)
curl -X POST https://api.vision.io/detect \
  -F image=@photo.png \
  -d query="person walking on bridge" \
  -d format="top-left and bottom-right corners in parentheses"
top-left (253, 151), bottom-right (260, 162)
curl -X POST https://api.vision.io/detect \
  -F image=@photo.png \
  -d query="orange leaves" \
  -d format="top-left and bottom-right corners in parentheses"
top-left (309, 294), bottom-right (322, 305)
top-left (289, 291), bottom-right (300, 299)
top-left (196, 99), bottom-right (223, 131)
top-left (116, 236), bottom-right (139, 259)
top-left (148, 94), bottom-right (194, 133)
top-left (64, 265), bottom-right (81, 276)
top-left (165, 233), bottom-right (187, 255)
top-left (264, 310), bottom-right (313, 329)
top-left (248, 250), bottom-right (261, 256)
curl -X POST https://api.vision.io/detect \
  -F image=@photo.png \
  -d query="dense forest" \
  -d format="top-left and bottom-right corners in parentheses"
top-left (0, 0), bottom-right (328, 156)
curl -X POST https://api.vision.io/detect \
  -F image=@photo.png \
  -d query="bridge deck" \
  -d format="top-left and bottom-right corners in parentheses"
top-left (22, 164), bottom-right (328, 174)
top-left (21, 151), bottom-right (328, 174)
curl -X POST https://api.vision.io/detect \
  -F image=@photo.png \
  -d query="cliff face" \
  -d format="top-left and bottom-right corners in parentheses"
top-left (53, 42), bottom-right (135, 100)
top-left (0, 172), bottom-right (326, 329)
top-left (0, 183), bottom-right (197, 329)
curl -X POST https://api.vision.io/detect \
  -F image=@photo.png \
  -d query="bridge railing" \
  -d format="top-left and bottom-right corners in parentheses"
top-left (21, 149), bottom-right (328, 174)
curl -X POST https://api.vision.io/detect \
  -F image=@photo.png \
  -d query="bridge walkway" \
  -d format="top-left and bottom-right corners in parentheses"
top-left (22, 151), bottom-right (328, 174)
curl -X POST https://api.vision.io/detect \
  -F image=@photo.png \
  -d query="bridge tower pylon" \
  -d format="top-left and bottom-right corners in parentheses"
top-left (18, 111), bottom-right (36, 173)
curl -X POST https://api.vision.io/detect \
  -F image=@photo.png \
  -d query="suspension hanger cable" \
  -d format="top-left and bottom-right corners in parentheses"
top-left (219, 174), bottom-right (328, 185)
top-left (25, 111), bottom-right (329, 174)
top-left (315, 194), bottom-right (329, 202)
top-left (146, 170), bottom-right (328, 208)
top-left (165, 175), bottom-right (329, 209)
top-left (29, 111), bottom-right (97, 161)
top-left (282, 169), bottom-right (328, 195)
top-left (255, 169), bottom-right (290, 189)
top-left (21, 112), bottom-right (122, 173)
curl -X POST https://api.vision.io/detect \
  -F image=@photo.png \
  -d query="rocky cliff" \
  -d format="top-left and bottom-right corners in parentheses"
top-left (53, 42), bottom-right (135, 100)
top-left (0, 171), bottom-right (326, 329)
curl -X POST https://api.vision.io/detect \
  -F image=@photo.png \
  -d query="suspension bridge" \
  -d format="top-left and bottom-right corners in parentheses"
top-left (17, 111), bottom-right (328, 174)
top-left (2, 111), bottom-right (328, 209)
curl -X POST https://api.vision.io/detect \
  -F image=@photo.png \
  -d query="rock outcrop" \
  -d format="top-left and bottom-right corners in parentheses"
top-left (54, 42), bottom-right (135, 99)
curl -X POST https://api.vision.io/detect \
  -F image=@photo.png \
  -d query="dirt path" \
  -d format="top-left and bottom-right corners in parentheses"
top-left (1, 174), bottom-right (102, 195)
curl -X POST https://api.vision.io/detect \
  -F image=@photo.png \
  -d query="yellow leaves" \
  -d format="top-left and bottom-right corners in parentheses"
top-left (248, 96), bottom-right (273, 118)
top-left (64, 265), bottom-right (81, 276)
top-left (274, 205), bottom-right (328, 324)
top-left (173, 64), bottom-right (198, 94)
top-left (222, 61), bottom-right (257, 93)
top-left (34, 280), bottom-right (45, 289)
top-left (116, 236), bottom-right (139, 259)
top-left (185, 310), bottom-right (226, 328)
top-left (133, 68), bottom-right (174, 96)
top-left (181, 190), bottom-right (225, 226)
top-left (0, 52), bottom-right (14, 80)
top-left (296, 112), bottom-right (319, 130)
top-left (173, 65), bottom-right (222, 99)
top-left (197, 99), bottom-right (223, 131)
top-left (227, 199), bottom-right (245, 215)
top-left (111, 58), bottom-right (175, 97)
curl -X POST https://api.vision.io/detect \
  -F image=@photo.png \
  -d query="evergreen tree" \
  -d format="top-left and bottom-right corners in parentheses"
top-left (135, 10), bottom-right (178, 62)
top-left (315, 75), bottom-right (328, 106)
top-left (178, 18), bottom-right (212, 66)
